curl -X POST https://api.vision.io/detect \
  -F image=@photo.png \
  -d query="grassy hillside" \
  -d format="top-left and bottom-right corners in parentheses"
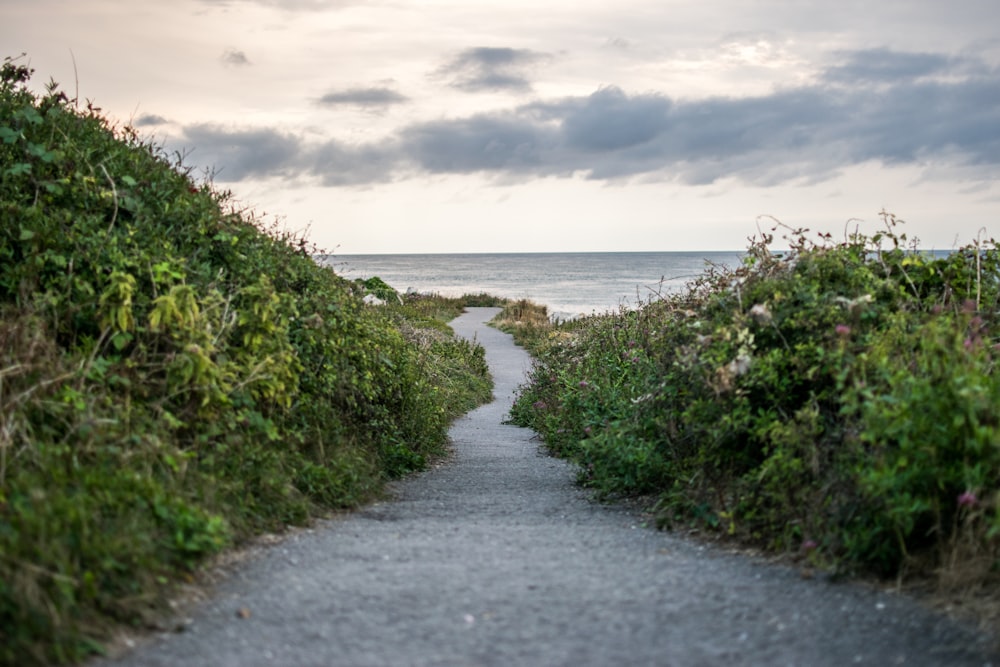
top-left (508, 217), bottom-right (1000, 608)
top-left (0, 56), bottom-right (493, 665)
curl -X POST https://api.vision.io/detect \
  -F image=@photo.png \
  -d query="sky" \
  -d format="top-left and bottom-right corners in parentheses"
top-left (4, 0), bottom-right (1000, 253)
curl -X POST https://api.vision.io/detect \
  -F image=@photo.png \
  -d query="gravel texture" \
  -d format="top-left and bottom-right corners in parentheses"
top-left (102, 307), bottom-right (997, 666)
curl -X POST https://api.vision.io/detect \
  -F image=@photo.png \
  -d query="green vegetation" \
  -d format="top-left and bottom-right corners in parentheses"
top-left (492, 298), bottom-right (553, 354)
top-left (508, 215), bottom-right (1000, 596)
top-left (0, 57), bottom-right (493, 665)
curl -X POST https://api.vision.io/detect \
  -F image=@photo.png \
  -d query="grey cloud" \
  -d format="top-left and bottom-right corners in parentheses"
top-left (411, 57), bottom-right (1000, 184)
top-left (178, 48), bottom-right (1000, 188)
top-left (438, 47), bottom-right (550, 92)
top-left (134, 114), bottom-right (169, 127)
top-left (400, 114), bottom-right (552, 173)
top-left (178, 124), bottom-right (398, 184)
top-left (309, 141), bottom-right (400, 186)
top-left (823, 48), bottom-right (960, 84)
top-left (181, 125), bottom-right (301, 180)
top-left (665, 89), bottom-right (841, 160)
top-left (559, 87), bottom-right (672, 152)
top-left (221, 48), bottom-right (251, 66)
top-left (844, 77), bottom-right (1000, 166)
top-left (317, 87), bottom-right (409, 109)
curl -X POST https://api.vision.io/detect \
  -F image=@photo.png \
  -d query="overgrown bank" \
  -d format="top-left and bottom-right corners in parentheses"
top-left (507, 218), bottom-right (1000, 607)
top-left (0, 57), bottom-right (494, 665)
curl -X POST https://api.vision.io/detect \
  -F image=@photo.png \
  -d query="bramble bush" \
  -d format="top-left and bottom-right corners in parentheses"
top-left (510, 214), bottom-right (1000, 590)
top-left (0, 56), bottom-right (492, 665)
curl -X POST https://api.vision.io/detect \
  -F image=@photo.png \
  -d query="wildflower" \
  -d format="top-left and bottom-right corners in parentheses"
top-left (834, 294), bottom-right (874, 310)
top-left (532, 401), bottom-right (547, 411)
top-left (727, 353), bottom-right (752, 377)
top-left (584, 426), bottom-right (592, 436)
top-left (957, 491), bottom-right (978, 508)
top-left (578, 380), bottom-right (589, 388)
top-left (835, 324), bottom-right (851, 337)
top-left (749, 303), bottom-right (772, 325)
top-left (801, 539), bottom-right (818, 552)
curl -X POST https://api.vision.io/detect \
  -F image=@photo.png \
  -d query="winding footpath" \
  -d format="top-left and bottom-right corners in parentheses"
top-left (103, 308), bottom-right (996, 666)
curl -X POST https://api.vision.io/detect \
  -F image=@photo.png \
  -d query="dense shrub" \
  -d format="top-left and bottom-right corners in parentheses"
top-left (510, 215), bottom-right (1000, 589)
top-left (0, 56), bottom-right (492, 665)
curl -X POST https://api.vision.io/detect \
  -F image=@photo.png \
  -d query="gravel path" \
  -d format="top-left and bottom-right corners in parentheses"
top-left (104, 307), bottom-right (997, 666)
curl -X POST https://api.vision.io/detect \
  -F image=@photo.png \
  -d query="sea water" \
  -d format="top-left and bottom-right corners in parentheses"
top-left (322, 252), bottom-right (745, 320)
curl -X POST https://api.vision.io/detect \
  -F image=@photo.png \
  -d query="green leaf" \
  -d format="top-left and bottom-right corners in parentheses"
top-left (26, 141), bottom-right (48, 158)
top-left (14, 105), bottom-right (43, 125)
top-left (6, 162), bottom-right (30, 176)
top-left (111, 331), bottom-right (134, 351)
top-left (18, 227), bottom-right (35, 241)
top-left (0, 125), bottom-right (19, 143)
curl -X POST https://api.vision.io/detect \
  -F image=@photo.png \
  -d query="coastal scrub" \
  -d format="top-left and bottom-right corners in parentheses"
top-left (0, 56), bottom-right (492, 665)
top-left (509, 215), bottom-right (1000, 593)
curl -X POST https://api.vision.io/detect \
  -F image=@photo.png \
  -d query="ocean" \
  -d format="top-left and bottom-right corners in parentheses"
top-left (322, 252), bottom-right (745, 320)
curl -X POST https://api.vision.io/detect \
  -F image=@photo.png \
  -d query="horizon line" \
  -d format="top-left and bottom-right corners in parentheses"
top-left (323, 249), bottom-right (752, 256)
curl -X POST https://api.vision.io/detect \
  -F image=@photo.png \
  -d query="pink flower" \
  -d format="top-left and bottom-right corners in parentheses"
top-left (578, 380), bottom-right (590, 388)
top-left (958, 491), bottom-right (978, 508)
top-left (835, 324), bottom-right (851, 337)
top-left (801, 539), bottom-right (818, 552)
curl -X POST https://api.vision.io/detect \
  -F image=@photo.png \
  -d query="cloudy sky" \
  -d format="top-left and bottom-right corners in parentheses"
top-left (5, 0), bottom-right (1000, 253)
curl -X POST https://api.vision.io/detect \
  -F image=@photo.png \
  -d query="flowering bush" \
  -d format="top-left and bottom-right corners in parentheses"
top-left (510, 214), bottom-right (1000, 588)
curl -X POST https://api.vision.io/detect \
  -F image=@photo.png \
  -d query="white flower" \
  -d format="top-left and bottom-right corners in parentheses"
top-left (727, 353), bottom-right (752, 377)
top-left (834, 294), bottom-right (874, 310)
top-left (749, 303), bottom-right (772, 325)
